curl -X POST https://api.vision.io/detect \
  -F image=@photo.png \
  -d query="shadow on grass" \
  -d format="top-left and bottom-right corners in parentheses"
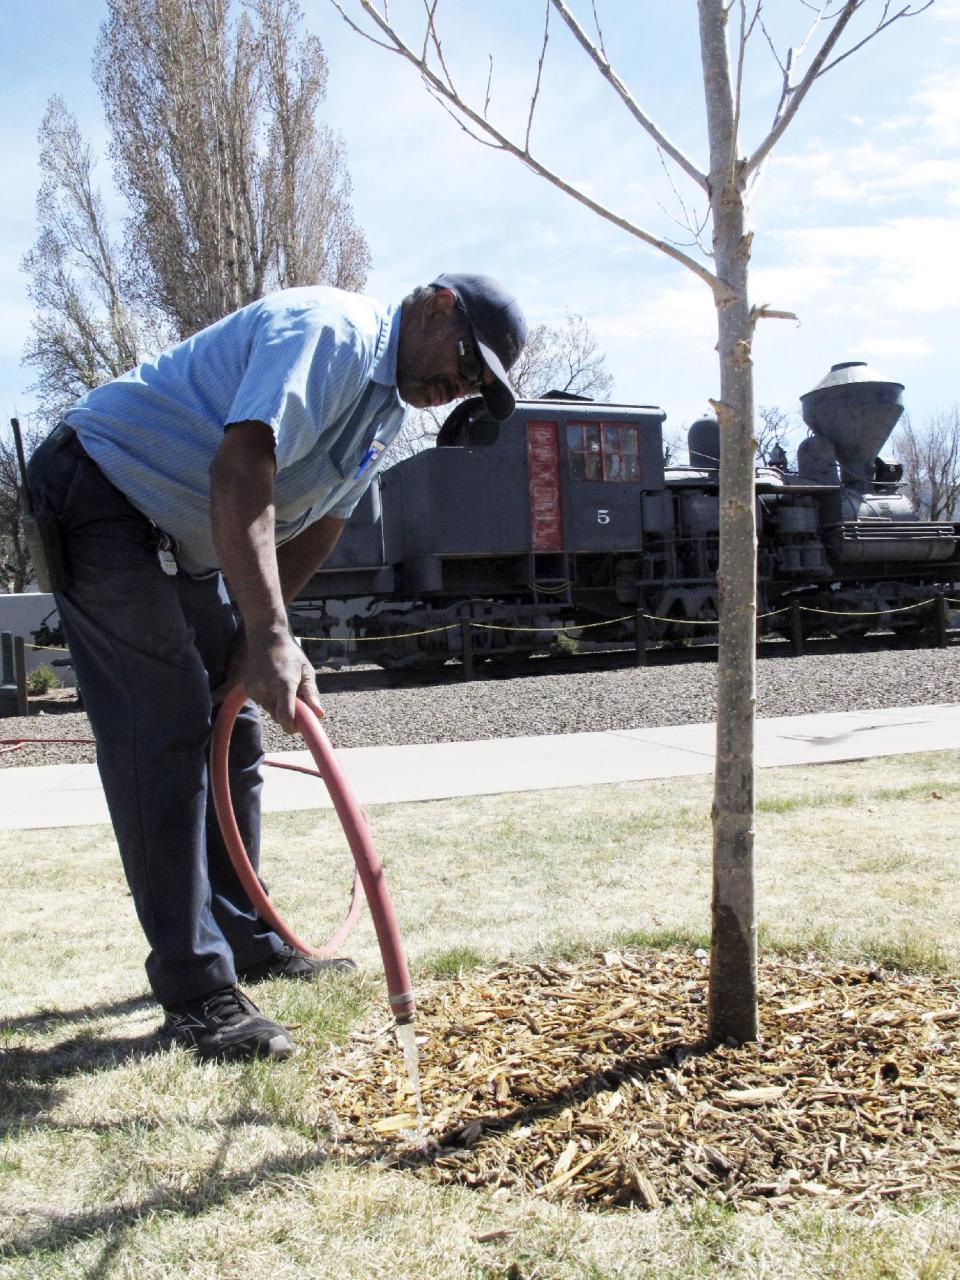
top-left (405, 1037), bottom-right (714, 1169)
top-left (0, 1038), bottom-right (718, 1265)
top-left (0, 991), bottom-right (154, 1037)
top-left (0, 1090), bottom-right (339, 1268)
top-left (1, 1030), bottom-right (162, 1135)
top-left (1, 992), bottom-right (160, 1134)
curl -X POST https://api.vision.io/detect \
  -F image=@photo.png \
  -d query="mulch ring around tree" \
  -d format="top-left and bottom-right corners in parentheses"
top-left (311, 951), bottom-right (960, 1212)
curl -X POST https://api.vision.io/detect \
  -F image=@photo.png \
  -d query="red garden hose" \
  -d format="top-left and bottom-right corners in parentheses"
top-left (210, 686), bottom-right (416, 1023)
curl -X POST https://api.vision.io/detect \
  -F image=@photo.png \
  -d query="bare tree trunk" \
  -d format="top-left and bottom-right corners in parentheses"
top-left (699, 0), bottom-right (758, 1044)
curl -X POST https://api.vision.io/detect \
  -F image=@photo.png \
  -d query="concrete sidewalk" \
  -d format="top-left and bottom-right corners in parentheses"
top-left (0, 702), bottom-right (957, 831)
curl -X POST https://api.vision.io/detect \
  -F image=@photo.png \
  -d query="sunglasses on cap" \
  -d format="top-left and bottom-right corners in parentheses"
top-left (456, 335), bottom-right (486, 391)
top-left (450, 295), bottom-right (487, 391)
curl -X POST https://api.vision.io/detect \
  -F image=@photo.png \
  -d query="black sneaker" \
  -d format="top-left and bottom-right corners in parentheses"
top-left (236, 943), bottom-right (358, 984)
top-left (160, 985), bottom-right (296, 1060)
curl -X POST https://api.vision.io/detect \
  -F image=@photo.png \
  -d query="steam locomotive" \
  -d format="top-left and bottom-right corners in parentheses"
top-left (294, 361), bottom-right (959, 669)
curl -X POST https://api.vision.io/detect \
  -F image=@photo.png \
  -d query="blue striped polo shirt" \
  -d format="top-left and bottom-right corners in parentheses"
top-left (64, 287), bottom-right (407, 574)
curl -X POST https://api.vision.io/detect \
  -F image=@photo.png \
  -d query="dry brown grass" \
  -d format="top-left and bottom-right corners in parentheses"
top-left (1, 749), bottom-right (959, 1278)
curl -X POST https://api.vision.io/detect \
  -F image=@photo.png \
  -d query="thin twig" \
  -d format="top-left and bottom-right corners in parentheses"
top-left (427, 86), bottom-right (504, 151)
top-left (423, 0), bottom-right (457, 95)
top-left (327, 0), bottom-right (395, 52)
top-left (419, 0), bottom-right (433, 63)
top-left (731, 0), bottom-right (757, 181)
top-left (590, 0), bottom-right (607, 59)
top-left (656, 146), bottom-right (711, 256)
top-left (525, 1), bottom-right (551, 155)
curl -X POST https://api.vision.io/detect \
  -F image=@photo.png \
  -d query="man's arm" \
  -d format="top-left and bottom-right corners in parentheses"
top-left (277, 514), bottom-right (345, 604)
top-left (209, 420), bottom-right (324, 732)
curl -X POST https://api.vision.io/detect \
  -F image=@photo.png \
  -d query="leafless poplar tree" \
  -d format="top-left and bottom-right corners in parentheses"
top-left (23, 0), bottom-right (370, 421)
top-left (894, 408), bottom-right (960, 521)
top-left (0, 418), bottom-right (45, 593)
top-left (21, 98), bottom-right (154, 424)
top-left (330, 0), bottom-right (931, 1043)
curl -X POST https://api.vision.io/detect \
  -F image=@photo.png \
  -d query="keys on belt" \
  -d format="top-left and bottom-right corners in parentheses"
top-left (152, 527), bottom-right (179, 576)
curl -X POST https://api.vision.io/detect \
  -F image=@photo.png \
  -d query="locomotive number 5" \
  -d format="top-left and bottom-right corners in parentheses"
top-left (597, 509), bottom-right (610, 525)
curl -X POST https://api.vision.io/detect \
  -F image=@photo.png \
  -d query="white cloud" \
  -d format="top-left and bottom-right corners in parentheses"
top-left (771, 218), bottom-right (960, 319)
top-left (913, 73), bottom-right (960, 147)
top-left (592, 277), bottom-right (716, 347)
top-left (767, 140), bottom-right (960, 210)
top-left (858, 335), bottom-right (936, 360)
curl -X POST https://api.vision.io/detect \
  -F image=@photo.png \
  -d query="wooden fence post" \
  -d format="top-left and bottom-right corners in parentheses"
top-left (790, 600), bottom-right (805, 656)
top-left (460, 607), bottom-right (474, 682)
top-left (634, 609), bottom-right (648, 666)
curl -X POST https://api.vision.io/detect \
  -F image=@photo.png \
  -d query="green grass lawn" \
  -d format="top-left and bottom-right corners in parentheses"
top-left (1, 750), bottom-right (959, 1278)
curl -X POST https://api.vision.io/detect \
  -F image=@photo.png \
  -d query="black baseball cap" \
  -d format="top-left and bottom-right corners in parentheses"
top-left (432, 273), bottom-right (527, 421)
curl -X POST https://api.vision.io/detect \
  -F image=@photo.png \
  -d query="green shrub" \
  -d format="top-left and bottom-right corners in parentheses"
top-left (553, 630), bottom-right (580, 656)
top-left (26, 664), bottom-right (60, 696)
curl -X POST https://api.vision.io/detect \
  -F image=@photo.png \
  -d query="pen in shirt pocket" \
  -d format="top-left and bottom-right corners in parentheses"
top-left (353, 438), bottom-right (386, 479)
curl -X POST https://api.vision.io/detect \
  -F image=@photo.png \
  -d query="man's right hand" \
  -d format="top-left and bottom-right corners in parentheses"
top-left (229, 627), bottom-right (324, 734)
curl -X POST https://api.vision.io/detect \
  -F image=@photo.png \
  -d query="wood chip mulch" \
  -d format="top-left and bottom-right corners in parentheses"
top-left (311, 951), bottom-right (960, 1212)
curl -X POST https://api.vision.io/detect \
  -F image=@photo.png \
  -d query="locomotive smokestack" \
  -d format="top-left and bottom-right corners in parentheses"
top-left (799, 361), bottom-right (904, 489)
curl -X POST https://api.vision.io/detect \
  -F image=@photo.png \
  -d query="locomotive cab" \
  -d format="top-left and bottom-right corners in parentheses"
top-left (378, 394), bottom-right (667, 600)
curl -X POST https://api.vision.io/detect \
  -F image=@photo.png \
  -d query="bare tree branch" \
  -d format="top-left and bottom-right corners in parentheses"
top-left (327, 0), bottom-right (396, 50)
top-left (422, 0), bottom-right (460, 97)
top-left (747, 1), bottom-right (859, 175)
top-left (751, 305), bottom-right (799, 323)
top-left (747, 0), bottom-right (930, 177)
top-left (731, 0), bottom-right (762, 173)
top-left (525, 2), bottom-right (551, 155)
top-left (345, 0), bottom-right (726, 298)
top-left (549, 0), bottom-right (707, 191)
top-left (818, 0), bottom-right (933, 76)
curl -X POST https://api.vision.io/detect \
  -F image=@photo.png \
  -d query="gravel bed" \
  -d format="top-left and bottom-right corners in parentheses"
top-left (2, 644), bottom-right (959, 769)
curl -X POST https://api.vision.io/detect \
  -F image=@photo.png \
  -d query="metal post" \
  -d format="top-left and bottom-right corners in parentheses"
top-left (459, 606), bottom-right (474, 682)
top-left (634, 609), bottom-right (647, 666)
top-left (13, 636), bottom-right (28, 715)
top-left (790, 600), bottom-right (805, 656)
top-left (937, 592), bottom-right (948, 649)
top-left (1, 632), bottom-right (28, 718)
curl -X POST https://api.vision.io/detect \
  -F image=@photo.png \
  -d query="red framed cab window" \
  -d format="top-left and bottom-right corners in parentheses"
top-left (567, 423), bottom-right (641, 481)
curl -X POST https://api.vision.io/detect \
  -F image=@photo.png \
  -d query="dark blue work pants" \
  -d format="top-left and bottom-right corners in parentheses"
top-left (27, 425), bottom-right (282, 1007)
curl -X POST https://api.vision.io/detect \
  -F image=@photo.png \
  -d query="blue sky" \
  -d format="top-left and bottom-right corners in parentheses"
top-left (2, 0), bottom-right (958, 442)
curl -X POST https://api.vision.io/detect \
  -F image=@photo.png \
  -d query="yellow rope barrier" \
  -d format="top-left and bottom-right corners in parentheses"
top-left (17, 595), bottom-right (958, 651)
top-left (799, 598), bottom-right (939, 618)
top-left (341, 624), bottom-right (457, 641)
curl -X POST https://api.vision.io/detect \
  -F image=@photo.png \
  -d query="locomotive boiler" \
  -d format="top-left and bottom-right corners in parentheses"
top-left (294, 361), bottom-right (959, 668)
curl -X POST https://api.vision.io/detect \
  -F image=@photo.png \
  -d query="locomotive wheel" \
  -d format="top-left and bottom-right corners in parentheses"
top-left (829, 622), bottom-right (871, 642)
